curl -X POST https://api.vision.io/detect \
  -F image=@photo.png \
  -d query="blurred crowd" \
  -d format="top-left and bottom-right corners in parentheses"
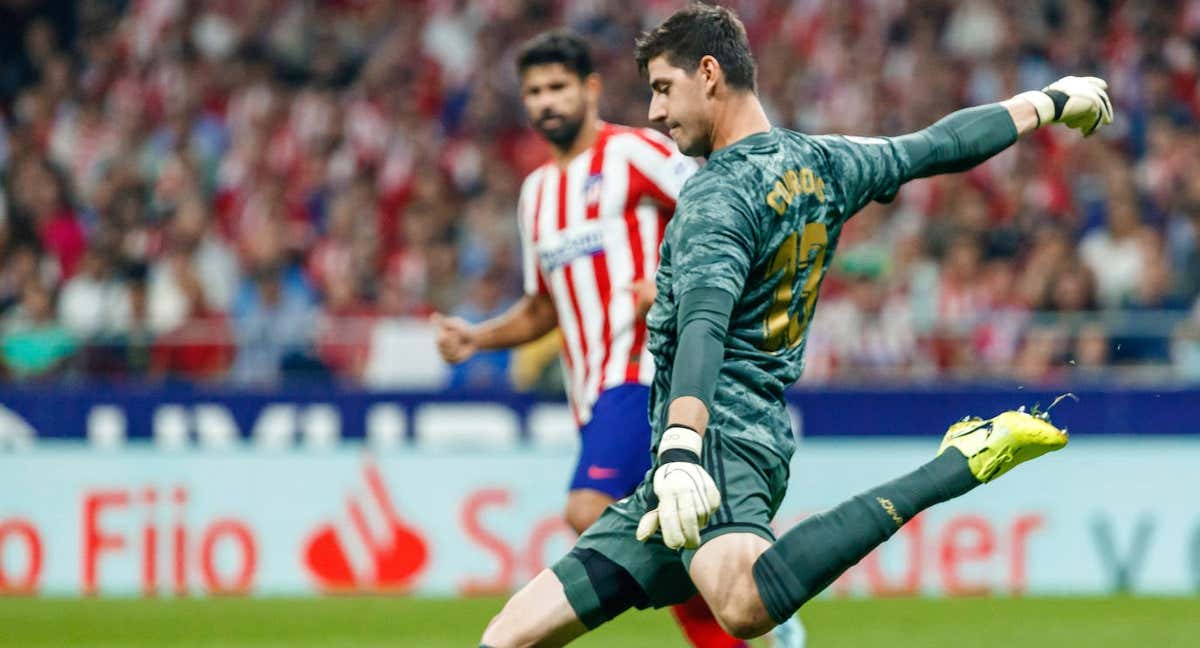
top-left (1, 0), bottom-right (1200, 390)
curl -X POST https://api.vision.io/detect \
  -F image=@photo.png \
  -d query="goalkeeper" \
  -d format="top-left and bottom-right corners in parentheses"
top-left (479, 4), bottom-right (1113, 647)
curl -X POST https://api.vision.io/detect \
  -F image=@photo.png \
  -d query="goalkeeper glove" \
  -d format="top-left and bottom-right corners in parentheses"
top-left (635, 425), bottom-right (721, 550)
top-left (1016, 76), bottom-right (1114, 136)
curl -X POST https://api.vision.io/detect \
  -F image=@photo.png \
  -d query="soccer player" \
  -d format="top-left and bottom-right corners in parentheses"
top-left (478, 5), bottom-right (1113, 647)
top-left (434, 31), bottom-right (804, 648)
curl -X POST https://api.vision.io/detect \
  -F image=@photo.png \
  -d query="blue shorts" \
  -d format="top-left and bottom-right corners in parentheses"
top-left (568, 384), bottom-right (652, 500)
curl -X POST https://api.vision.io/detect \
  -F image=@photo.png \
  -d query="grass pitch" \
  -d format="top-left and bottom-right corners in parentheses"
top-left (1, 596), bottom-right (1195, 647)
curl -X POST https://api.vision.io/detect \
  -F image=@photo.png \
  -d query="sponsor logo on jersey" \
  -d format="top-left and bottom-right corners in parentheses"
top-left (538, 223), bottom-right (605, 271)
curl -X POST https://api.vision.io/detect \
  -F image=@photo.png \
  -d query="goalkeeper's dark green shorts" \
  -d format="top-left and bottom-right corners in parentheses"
top-left (549, 431), bottom-right (790, 629)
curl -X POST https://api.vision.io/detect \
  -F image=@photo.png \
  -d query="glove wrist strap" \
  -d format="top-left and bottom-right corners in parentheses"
top-left (659, 425), bottom-right (702, 464)
top-left (1014, 90), bottom-right (1056, 127)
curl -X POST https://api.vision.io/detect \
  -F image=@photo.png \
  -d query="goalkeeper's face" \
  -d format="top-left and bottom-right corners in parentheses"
top-left (520, 63), bottom-right (598, 151)
top-left (646, 56), bottom-right (715, 157)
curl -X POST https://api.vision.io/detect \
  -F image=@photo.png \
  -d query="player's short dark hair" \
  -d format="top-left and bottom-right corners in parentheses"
top-left (634, 4), bottom-right (757, 92)
top-left (516, 30), bottom-right (595, 79)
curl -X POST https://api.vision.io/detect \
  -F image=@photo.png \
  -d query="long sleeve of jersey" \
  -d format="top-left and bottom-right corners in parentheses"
top-left (818, 103), bottom-right (1018, 219)
top-left (657, 169), bottom-right (755, 418)
top-left (668, 287), bottom-right (736, 411)
top-left (892, 103), bottom-right (1018, 180)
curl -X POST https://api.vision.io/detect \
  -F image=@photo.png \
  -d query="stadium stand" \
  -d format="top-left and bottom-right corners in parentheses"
top-left (1, 0), bottom-right (1199, 391)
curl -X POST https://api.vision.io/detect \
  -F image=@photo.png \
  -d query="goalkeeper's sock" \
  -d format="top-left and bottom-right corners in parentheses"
top-left (752, 449), bottom-right (980, 623)
top-left (670, 594), bottom-right (748, 648)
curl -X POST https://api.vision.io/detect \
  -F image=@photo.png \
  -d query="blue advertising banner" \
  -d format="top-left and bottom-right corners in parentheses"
top-left (0, 385), bottom-right (1195, 448)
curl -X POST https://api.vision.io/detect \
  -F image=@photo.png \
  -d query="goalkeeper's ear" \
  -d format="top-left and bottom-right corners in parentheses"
top-left (697, 55), bottom-right (723, 99)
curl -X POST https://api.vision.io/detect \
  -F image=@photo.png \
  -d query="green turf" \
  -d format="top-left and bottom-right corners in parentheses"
top-left (0, 596), bottom-right (1196, 647)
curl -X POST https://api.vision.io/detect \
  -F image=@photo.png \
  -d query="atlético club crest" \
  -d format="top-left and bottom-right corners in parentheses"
top-left (583, 173), bottom-right (603, 206)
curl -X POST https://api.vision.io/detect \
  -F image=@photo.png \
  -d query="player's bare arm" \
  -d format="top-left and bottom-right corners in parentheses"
top-left (631, 279), bottom-right (657, 321)
top-left (433, 293), bottom-right (557, 364)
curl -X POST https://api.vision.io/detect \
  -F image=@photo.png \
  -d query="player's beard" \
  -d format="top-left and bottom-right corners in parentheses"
top-left (534, 111), bottom-right (585, 151)
top-left (674, 132), bottom-right (710, 158)
top-left (668, 119), bottom-right (713, 158)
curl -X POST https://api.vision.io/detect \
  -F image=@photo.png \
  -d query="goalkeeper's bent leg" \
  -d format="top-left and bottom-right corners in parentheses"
top-left (479, 569), bottom-right (589, 648)
top-left (751, 450), bottom-right (979, 623)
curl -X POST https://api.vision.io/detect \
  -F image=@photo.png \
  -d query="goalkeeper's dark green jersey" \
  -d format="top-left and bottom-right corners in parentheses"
top-left (646, 128), bottom-right (910, 459)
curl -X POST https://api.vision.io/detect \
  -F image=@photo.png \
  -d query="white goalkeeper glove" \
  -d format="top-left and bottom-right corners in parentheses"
top-left (1016, 76), bottom-right (1114, 136)
top-left (635, 425), bottom-right (721, 550)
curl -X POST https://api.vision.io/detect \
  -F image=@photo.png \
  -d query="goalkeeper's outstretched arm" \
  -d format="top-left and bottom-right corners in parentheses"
top-left (895, 76), bottom-right (1114, 181)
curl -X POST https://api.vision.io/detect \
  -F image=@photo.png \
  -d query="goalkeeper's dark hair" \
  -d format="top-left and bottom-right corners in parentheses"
top-left (635, 4), bottom-right (757, 93)
top-left (516, 30), bottom-right (595, 79)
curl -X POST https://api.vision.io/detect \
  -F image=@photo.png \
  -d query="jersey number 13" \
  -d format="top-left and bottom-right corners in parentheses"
top-left (762, 221), bottom-right (828, 351)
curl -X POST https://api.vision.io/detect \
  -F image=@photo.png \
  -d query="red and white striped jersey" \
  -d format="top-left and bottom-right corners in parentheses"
top-left (517, 122), bottom-right (697, 425)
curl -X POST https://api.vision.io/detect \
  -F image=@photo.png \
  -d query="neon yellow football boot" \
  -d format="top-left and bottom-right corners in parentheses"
top-left (938, 408), bottom-right (1069, 483)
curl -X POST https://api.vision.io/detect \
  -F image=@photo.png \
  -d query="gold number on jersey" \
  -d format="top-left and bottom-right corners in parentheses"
top-left (762, 222), bottom-right (828, 351)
